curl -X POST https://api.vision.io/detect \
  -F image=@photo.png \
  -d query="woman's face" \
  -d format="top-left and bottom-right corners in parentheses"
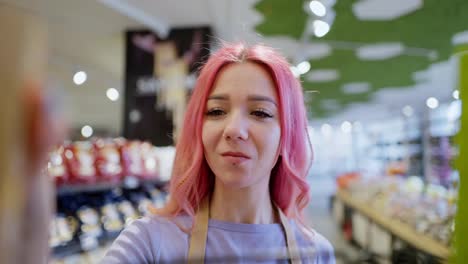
top-left (202, 62), bottom-right (281, 189)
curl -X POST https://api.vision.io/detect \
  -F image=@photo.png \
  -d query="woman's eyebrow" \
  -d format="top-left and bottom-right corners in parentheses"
top-left (207, 94), bottom-right (228, 101)
top-left (207, 94), bottom-right (278, 107)
top-left (248, 95), bottom-right (278, 107)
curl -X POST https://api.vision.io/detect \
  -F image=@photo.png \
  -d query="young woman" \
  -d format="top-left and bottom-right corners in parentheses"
top-left (102, 43), bottom-right (335, 263)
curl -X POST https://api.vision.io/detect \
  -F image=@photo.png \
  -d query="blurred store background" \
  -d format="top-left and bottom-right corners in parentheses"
top-left (1, 0), bottom-right (466, 263)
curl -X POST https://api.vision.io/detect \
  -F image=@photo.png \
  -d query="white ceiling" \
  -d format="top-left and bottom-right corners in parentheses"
top-left (1, 0), bottom-right (460, 137)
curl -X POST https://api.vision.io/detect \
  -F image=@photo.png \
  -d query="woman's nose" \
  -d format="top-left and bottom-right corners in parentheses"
top-left (223, 111), bottom-right (248, 141)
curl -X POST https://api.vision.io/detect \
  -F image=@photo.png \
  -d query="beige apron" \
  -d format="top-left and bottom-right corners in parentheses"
top-left (187, 198), bottom-right (302, 264)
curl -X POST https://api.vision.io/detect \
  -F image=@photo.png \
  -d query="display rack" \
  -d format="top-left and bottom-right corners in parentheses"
top-left (56, 177), bottom-right (168, 196)
top-left (335, 189), bottom-right (451, 261)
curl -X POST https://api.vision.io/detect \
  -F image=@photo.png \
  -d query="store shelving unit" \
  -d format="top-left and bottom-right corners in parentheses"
top-left (51, 177), bottom-right (169, 260)
top-left (335, 189), bottom-right (451, 261)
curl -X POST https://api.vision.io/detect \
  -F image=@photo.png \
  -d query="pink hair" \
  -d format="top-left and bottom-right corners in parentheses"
top-left (156, 42), bottom-right (313, 221)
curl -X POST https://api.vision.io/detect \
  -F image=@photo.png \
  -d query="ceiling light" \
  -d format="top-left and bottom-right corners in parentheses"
top-left (81, 125), bottom-right (93, 138)
top-left (426, 97), bottom-right (439, 109)
top-left (309, 1), bottom-right (326, 16)
top-left (313, 20), bottom-right (330, 38)
top-left (306, 69), bottom-right (339, 82)
top-left (297, 61), bottom-right (311, 75)
top-left (453, 89), bottom-right (459, 100)
top-left (129, 109), bottom-right (142, 123)
top-left (402, 105), bottom-right (414, 117)
top-left (290, 66), bottom-right (301, 78)
top-left (353, 0), bottom-right (422, 21)
top-left (341, 121), bottom-right (352, 133)
top-left (106, 88), bottom-right (120, 101)
top-left (73, 71), bottom-right (87, 85)
top-left (356, 43), bottom-right (404, 60)
top-left (342, 82), bottom-right (371, 94)
top-left (452, 31), bottom-right (468, 46)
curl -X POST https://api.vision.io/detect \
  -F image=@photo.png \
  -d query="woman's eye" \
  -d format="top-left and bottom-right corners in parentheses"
top-left (252, 110), bottom-right (273, 118)
top-left (206, 109), bottom-right (225, 116)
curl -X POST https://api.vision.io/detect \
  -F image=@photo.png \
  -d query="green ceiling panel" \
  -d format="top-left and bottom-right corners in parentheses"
top-left (305, 49), bottom-right (430, 89)
top-left (254, 0), bottom-right (308, 39)
top-left (324, 0), bottom-right (468, 61)
top-left (255, 0), bottom-right (468, 118)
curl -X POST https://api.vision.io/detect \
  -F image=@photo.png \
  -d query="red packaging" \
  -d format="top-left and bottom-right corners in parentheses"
top-left (64, 141), bottom-right (97, 184)
top-left (94, 138), bottom-right (123, 183)
top-left (47, 145), bottom-right (69, 186)
top-left (120, 140), bottom-right (145, 178)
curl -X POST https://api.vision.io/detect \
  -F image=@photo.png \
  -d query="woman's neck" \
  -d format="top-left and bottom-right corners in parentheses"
top-left (209, 178), bottom-right (278, 224)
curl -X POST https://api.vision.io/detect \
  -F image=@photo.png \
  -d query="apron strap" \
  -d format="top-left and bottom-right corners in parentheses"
top-left (277, 207), bottom-right (302, 264)
top-left (188, 197), bottom-right (209, 263)
top-left (188, 197), bottom-right (302, 264)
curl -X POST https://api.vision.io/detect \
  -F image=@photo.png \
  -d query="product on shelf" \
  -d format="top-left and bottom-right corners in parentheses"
top-left (65, 142), bottom-right (97, 184)
top-left (77, 206), bottom-right (103, 238)
top-left (337, 174), bottom-right (457, 245)
top-left (49, 214), bottom-right (74, 248)
top-left (100, 203), bottom-right (124, 233)
top-left (118, 200), bottom-right (139, 226)
top-left (120, 140), bottom-right (145, 178)
top-left (149, 188), bottom-right (167, 209)
top-left (48, 146), bottom-right (69, 186)
top-left (94, 138), bottom-right (123, 183)
top-left (48, 138), bottom-right (171, 187)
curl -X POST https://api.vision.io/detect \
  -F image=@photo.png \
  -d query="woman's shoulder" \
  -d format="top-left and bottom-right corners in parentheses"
top-left (293, 222), bottom-right (335, 263)
top-left (101, 215), bottom-right (192, 264)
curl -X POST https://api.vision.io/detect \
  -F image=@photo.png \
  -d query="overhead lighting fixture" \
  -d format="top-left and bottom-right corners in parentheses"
top-left (452, 31), bottom-right (468, 46)
top-left (353, 0), bottom-right (422, 21)
top-left (453, 89), bottom-right (460, 100)
top-left (426, 97), bottom-right (439, 109)
top-left (313, 20), bottom-right (330, 38)
top-left (341, 121), bottom-right (352, 133)
top-left (402, 105), bottom-right (414, 117)
top-left (309, 1), bottom-right (327, 16)
top-left (81, 125), bottom-right (93, 138)
top-left (73, 71), bottom-right (87, 85)
top-left (290, 66), bottom-right (301, 78)
top-left (306, 69), bottom-right (339, 82)
top-left (342, 82), bottom-right (371, 94)
top-left (106, 88), bottom-right (120, 101)
top-left (297, 61), bottom-right (311, 75)
top-left (129, 109), bottom-right (142, 123)
top-left (356, 43), bottom-right (405, 60)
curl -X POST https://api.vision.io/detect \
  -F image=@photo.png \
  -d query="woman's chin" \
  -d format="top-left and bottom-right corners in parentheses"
top-left (215, 173), bottom-right (252, 189)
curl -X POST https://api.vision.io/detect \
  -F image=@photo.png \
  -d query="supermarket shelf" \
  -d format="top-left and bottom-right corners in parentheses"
top-left (336, 189), bottom-right (451, 260)
top-left (57, 177), bottom-right (168, 195)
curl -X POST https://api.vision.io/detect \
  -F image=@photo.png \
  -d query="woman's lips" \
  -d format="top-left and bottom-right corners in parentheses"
top-left (221, 152), bottom-right (251, 164)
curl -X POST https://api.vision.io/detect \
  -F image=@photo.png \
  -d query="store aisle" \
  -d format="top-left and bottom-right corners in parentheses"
top-left (305, 175), bottom-right (360, 264)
